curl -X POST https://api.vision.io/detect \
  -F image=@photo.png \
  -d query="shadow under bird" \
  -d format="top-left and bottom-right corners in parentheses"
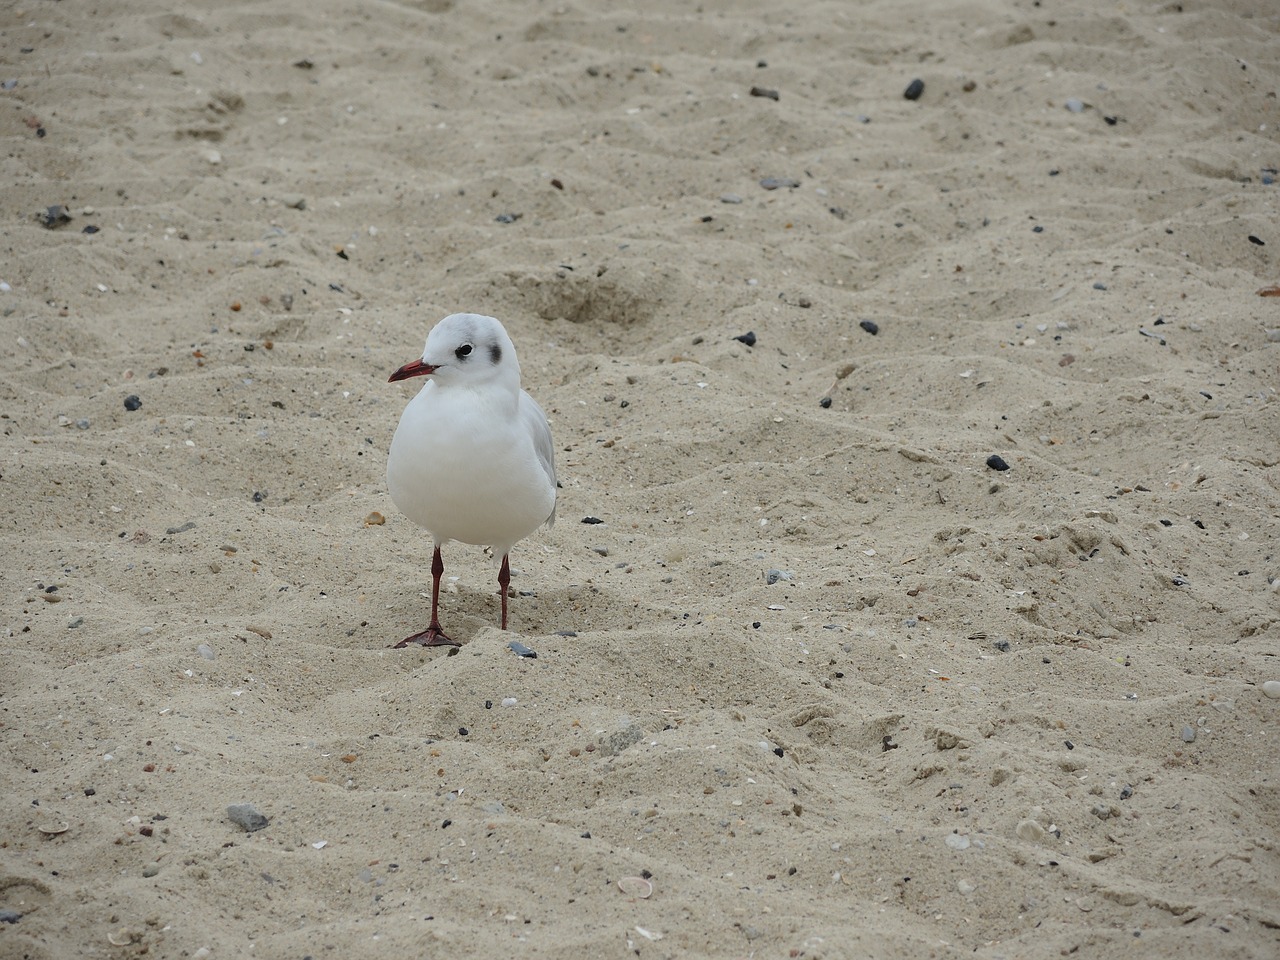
top-left (386, 313), bottom-right (557, 647)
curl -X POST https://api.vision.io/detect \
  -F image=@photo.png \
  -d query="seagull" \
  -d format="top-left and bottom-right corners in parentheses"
top-left (386, 313), bottom-right (557, 647)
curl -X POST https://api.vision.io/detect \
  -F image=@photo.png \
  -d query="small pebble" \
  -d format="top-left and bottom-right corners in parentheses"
top-left (993, 639), bottom-right (1011, 652)
top-left (123, 395), bottom-right (142, 411)
top-left (1091, 803), bottom-right (1111, 820)
top-left (41, 205), bottom-right (72, 229)
top-left (986, 454), bottom-right (1010, 471)
top-left (1180, 725), bottom-right (1196, 743)
top-left (719, 194), bottom-right (743, 204)
top-left (734, 331), bottom-right (757, 346)
top-left (501, 697), bottom-right (518, 707)
top-left (226, 803), bottom-right (269, 832)
top-left (1262, 680), bottom-right (1280, 699)
top-left (819, 396), bottom-right (832, 408)
top-left (1015, 819), bottom-right (1045, 843)
top-left (759, 177), bottom-right (800, 190)
top-left (904, 78), bottom-right (925, 100)
top-left (859, 319), bottom-right (879, 335)
top-left (749, 86), bottom-right (779, 101)
top-left (507, 640), bottom-right (537, 659)
top-left (142, 866), bottom-right (160, 878)
top-left (1065, 98), bottom-right (1085, 112)
top-left (196, 643), bottom-right (216, 661)
top-left (0, 910), bottom-right (22, 924)
top-left (944, 833), bottom-right (971, 850)
top-left (765, 569), bottom-right (793, 585)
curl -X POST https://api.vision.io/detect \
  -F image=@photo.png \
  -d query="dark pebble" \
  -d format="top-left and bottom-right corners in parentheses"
top-left (41, 205), bottom-right (72, 229)
top-left (165, 521), bottom-right (197, 535)
top-left (581, 831), bottom-right (592, 839)
top-left (1159, 519), bottom-right (1172, 526)
top-left (1092, 282), bottom-right (1107, 290)
top-left (226, 803), bottom-right (269, 832)
top-left (734, 331), bottom-right (757, 346)
top-left (986, 454), bottom-right (1010, 471)
top-left (555, 629), bottom-right (578, 637)
top-left (82, 224), bottom-right (99, 234)
top-left (750, 86), bottom-right (779, 100)
top-left (904, 78), bottom-right (925, 100)
top-left (581, 516), bottom-right (603, 524)
top-left (1104, 115), bottom-right (1119, 125)
top-left (495, 212), bottom-right (522, 224)
top-left (458, 727), bottom-right (469, 736)
top-left (441, 819), bottom-right (452, 828)
top-left (485, 700), bottom-right (493, 709)
top-left (759, 177), bottom-right (800, 190)
top-left (772, 747), bottom-right (784, 757)
top-left (993, 639), bottom-right (1011, 652)
top-left (507, 640), bottom-right (537, 658)
top-left (859, 319), bottom-right (879, 335)
top-left (0, 910), bottom-right (21, 924)
top-left (84, 787), bottom-right (96, 796)
top-left (252, 491), bottom-right (266, 503)
top-left (819, 396), bottom-right (832, 408)
top-left (1248, 235), bottom-right (1264, 245)
top-left (1065, 740), bottom-right (1075, 750)
top-left (124, 395), bottom-right (142, 411)
top-left (1032, 225), bottom-right (1044, 233)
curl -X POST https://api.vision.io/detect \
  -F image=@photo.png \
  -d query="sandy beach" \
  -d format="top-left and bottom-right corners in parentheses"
top-left (2, 0), bottom-right (1279, 956)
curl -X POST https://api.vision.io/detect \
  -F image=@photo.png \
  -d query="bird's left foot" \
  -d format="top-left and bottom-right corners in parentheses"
top-left (392, 624), bottom-right (459, 648)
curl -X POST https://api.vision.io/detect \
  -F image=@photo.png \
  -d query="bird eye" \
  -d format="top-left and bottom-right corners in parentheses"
top-left (455, 343), bottom-right (473, 360)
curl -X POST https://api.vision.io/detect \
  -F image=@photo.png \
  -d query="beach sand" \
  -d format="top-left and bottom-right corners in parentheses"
top-left (2, 0), bottom-right (1279, 956)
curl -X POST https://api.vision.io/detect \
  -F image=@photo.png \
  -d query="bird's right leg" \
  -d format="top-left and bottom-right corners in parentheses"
top-left (393, 545), bottom-right (459, 647)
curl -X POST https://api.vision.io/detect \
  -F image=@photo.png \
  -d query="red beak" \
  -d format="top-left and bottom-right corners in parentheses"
top-left (389, 359), bottom-right (437, 382)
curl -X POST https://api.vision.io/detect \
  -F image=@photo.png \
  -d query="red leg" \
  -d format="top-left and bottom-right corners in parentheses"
top-left (393, 545), bottom-right (458, 647)
top-left (498, 553), bottom-right (511, 630)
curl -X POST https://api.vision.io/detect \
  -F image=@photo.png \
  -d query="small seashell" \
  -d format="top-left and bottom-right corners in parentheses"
top-left (617, 876), bottom-right (653, 898)
top-left (107, 927), bottom-right (140, 946)
top-left (38, 822), bottom-right (69, 836)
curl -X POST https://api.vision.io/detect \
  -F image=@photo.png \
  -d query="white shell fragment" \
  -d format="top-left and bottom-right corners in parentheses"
top-left (617, 876), bottom-right (653, 898)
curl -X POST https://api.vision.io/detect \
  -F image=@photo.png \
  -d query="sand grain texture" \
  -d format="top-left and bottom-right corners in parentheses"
top-left (2, 1), bottom-right (1279, 957)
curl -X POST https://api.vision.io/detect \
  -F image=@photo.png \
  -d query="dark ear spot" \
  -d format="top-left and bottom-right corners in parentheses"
top-left (489, 342), bottom-right (502, 365)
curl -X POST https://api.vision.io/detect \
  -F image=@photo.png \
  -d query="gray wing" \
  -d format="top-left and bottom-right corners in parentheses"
top-left (520, 389), bottom-right (557, 527)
